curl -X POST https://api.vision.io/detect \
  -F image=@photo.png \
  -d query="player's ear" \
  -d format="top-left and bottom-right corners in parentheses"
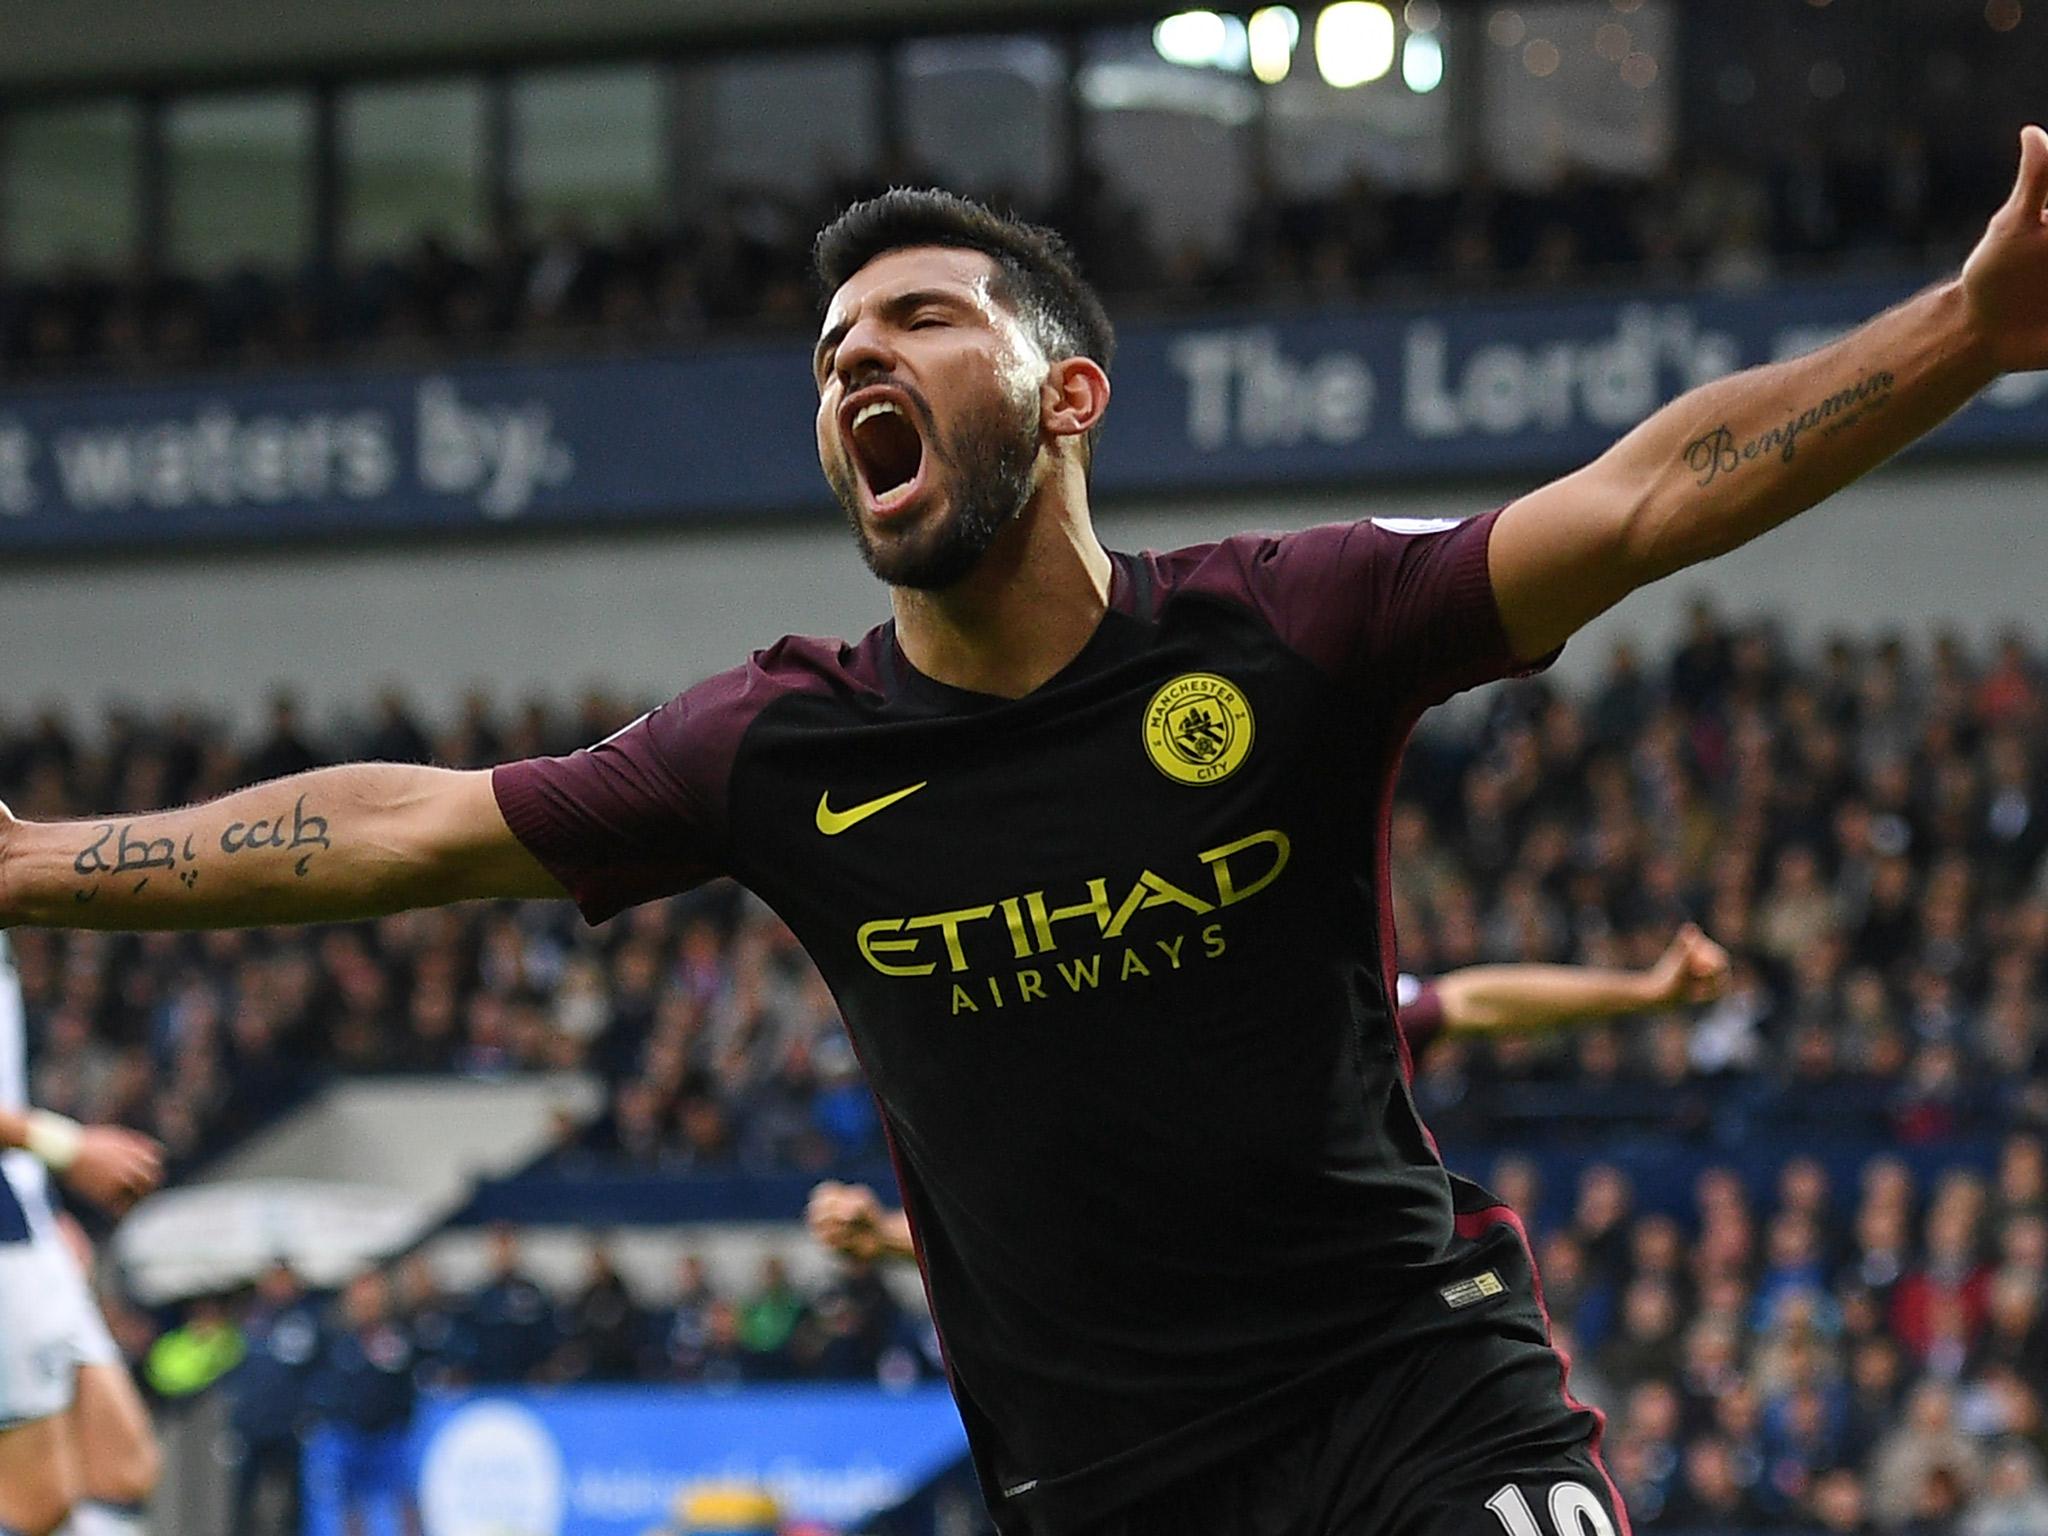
top-left (1042, 356), bottom-right (1110, 444)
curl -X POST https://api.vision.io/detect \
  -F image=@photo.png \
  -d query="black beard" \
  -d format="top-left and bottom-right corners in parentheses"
top-left (829, 391), bottom-right (1038, 592)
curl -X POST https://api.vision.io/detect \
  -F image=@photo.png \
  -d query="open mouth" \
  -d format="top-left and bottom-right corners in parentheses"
top-left (845, 394), bottom-right (929, 515)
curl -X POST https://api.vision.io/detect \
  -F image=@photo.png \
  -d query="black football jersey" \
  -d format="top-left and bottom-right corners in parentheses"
top-left (496, 510), bottom-right (1546, 1533)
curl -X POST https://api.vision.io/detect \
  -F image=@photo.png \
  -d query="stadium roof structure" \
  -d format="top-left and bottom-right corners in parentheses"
top-left (0, 0), bottom-right (1171, 95)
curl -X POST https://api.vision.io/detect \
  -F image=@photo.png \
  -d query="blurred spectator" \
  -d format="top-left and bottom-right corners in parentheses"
top-left (1870, 1382), bottom-right (1982, 1527)
top-left (736, 1255), bottom-right (806, 1378)
top-left (1962, 1444), bottom-right (2048, 1536)
top-left (467, 1225), bottom-right (558, 1384)
top-left (547, 1242), bottom-right (645, 1384)
top-left (1596, 1278), bottom-right (1684, 1400)
top-left (225, 1261), bottom-right (323, 1536)
top-left (143, 1294), bottom-right (245, 1402)
top-left (305, 1271), bottom-right (419, 1536)
top-left (1662, 1434), bottom-right (1765, 1528)
top-left (1805, 1468), bottom-right (1876, 1534)
top-left (787, 1257), bottom-right (907, 1383)
top-left (695, 1299), bottom-right (755, 1389)
top-left (394, 1252), bottom-right (476, 1390)
top-left (1892, 1196), bottom-right (1992, 1372)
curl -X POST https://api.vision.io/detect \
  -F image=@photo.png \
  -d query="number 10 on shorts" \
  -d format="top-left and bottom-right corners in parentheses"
top-left (1486, 1481), bottom-right (1617, 1536)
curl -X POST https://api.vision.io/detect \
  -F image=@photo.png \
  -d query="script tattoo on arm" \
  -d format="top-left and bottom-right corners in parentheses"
top-left (1684, 370), bottom-right (1898, 489)
top-left (219, 795), bottom-right (333, 877)
top-left (72, 824), bottom-right (202, 900)
top-left (68, 794), bottom-right (333, 905)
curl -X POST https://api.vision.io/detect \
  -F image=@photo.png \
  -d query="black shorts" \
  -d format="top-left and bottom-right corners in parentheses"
top-left (1075, 1233), bottom-right (1628, 1536)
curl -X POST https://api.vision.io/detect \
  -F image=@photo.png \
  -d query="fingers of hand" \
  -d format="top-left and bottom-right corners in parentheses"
top-left (2015, 125), bottom-right (2048, 217)
top-left (1684, 930), bottom-right (1728, 968)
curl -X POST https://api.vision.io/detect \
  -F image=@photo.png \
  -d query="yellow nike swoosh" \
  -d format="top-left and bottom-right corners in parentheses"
top-left (816, 781), bottom-right (928, 836)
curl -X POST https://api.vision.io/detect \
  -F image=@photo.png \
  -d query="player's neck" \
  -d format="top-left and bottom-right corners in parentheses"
top-left (890, 484), bottom-right (1112, 699)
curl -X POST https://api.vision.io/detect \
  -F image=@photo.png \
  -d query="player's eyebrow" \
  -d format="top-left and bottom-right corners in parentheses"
top-left (814, 287), bottom-right (974, 383)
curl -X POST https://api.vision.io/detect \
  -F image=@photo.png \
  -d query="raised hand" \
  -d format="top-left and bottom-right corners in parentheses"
top-left (1962, 125), bottom-right (2048, 376)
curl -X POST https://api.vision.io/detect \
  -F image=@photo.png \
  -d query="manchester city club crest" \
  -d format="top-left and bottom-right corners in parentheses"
top-left (1142, 672), bottom-right (1255, 785)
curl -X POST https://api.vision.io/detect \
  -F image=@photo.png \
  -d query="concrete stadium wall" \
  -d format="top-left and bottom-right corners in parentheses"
top-left (2, 456), bottom-right (2043, 736)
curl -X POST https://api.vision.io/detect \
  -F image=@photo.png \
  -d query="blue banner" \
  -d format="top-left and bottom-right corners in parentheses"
top-left (303, 1384), bottom-right (970, 1536)
top-left (2, 276), bottom-right (2043, 552)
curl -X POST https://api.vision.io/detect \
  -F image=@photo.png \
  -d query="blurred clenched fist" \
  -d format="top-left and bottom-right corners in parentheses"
top-left (1648, 923), bottom-right (1732, 1007)
top-left (807, 1180), bottom-right (886, 1262)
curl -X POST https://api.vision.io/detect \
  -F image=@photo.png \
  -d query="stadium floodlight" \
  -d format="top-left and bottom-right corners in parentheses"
top-left (1250, 7), bottom-right (1303, 84)
top-left (1315, 2), bottom-right (1397, 88)
top-left (1403, 30), bottom-right (1445, 92)
top-left (1155, 11), bottom-right (1231, 69)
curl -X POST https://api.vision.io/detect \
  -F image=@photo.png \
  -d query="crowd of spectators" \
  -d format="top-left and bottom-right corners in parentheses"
top-left (1501, 1136), bottom-right (2048, 1533)
top-left (116, 1226), bottom-right (929, 1534)
top-left (1399, 605), bottom-right (2048, 1154)
top-left (129, 1226), bottom-right (931, 1405)
top-left (0, 123), bottom-right (2004, 383)
top-left (7, 603), bottom-right (2048, 1181)
top-left (99, 1138), bottom-right (2048, 1535)
top-left (101, 1138), bottom-right (2048, 1535)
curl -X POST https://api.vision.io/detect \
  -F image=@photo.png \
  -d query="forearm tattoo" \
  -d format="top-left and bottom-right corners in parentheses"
top-left (1684, 370), bottom-right (1897, 489)
top-left (71, 793), bottom-right (332, 903)
top-left (219, 794), bottom-right (333, 876)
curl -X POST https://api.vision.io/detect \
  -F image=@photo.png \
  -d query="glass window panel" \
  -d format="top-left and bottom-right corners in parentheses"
top-left (1479, 1), bottom-right (1676, 187)
top-left (1264, 13), bottom-right (1461, 195)
top-left (167, 93), bottom-right (311, 274)
top-left (1082, 25), bottom-right (1259, 268)
top-left (687, 51), bottom-right (880, 200)
top-left (2, 102), bottom-right (139, 273)
top-left (343, 80), bottom-right (487, 257)
top-left (899, 37), bottom-right (1065, 204)
top-left (515, 66), bottom-right (665, 232)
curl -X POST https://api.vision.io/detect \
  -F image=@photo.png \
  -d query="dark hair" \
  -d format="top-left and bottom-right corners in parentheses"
top-left (813, 188), bottom-right (1117, 382)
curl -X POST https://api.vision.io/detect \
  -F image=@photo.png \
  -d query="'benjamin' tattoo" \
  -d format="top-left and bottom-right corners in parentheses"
top-left (1685, 371), bottom-right (1897, 488)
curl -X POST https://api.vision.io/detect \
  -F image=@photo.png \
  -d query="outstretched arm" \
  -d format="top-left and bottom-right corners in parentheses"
top-left (1491, 127), bottom-right (2048, 660)
top-left (1431, 924), bottom-right (1729, 1035)
top-left (0, 763), bottom-right (562, 931)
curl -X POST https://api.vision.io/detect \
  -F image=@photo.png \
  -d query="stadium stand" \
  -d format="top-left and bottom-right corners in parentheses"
top-left (0, 137), bottom-right (2002, 383)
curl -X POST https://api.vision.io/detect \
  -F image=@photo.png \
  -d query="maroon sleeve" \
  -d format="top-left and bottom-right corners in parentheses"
top-left (492, 665), bottom-right (753, 925)
top-left (1172, 507), bottom-right (1548, 709)
top-left (1400, 978), bottom-right (1449, 1054)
